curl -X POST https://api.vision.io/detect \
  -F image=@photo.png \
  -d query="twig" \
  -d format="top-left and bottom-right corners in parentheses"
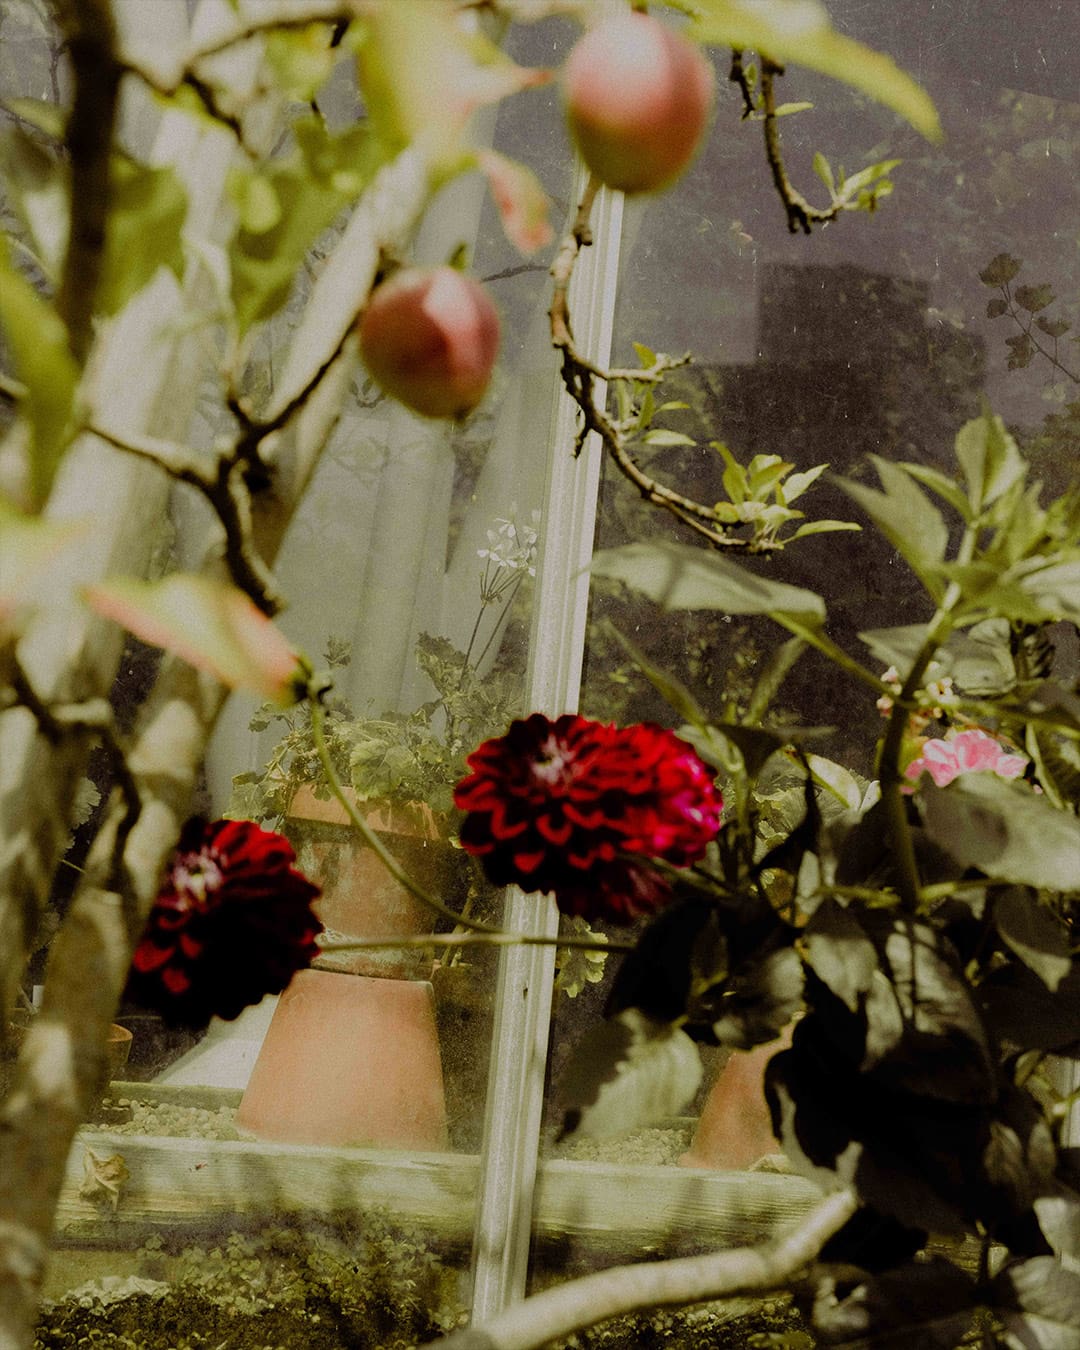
top-left (759, 61), bottom-right (840, 235)
top-left (549, 180), bottom-right (780, 553)
top-left (88, 423), bottom-right (284, 613)
top-left (429, 1189), bottom-right (858, 1350)
top-left (52, 0), bottom-right (122, 363)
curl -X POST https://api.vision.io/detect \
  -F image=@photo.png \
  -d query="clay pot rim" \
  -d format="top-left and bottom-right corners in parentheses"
top-left (287, 784), bottom-right (447, 839)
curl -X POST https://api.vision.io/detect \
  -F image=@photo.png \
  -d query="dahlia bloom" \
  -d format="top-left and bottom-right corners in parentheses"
top-left (126, 818), bottom-right (322, 1027)
top-left (904, 728), bottom-right (1028, 789)
top-left (454, 713), bottom-right (722, 923)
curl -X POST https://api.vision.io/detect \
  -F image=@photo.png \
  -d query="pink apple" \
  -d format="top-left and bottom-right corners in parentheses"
top-left (359, 266), bottom-right (501, 419)
top-left (562, 12), bottom-right (715, 195)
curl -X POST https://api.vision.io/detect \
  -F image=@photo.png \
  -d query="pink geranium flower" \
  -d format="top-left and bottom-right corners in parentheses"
top-left (904, 728), bottom-right (1028, 789)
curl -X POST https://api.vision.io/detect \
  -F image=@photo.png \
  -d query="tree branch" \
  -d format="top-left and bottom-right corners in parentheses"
top-left (51, 0), bottom-right (122, 363)
top-left (430, 1189), bottom-right (857, 1350)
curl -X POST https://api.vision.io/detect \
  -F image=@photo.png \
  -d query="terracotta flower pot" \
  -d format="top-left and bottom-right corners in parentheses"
top-left (678, 1028), bottom-right (791, 1171)
top-left (286, 787), bottom-right (458, 979)
top-left (236, 968), bottom-right (449, 1150)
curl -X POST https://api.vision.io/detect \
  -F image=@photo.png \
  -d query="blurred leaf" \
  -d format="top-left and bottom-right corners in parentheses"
top-left (1034, 1195), bottom-right (1080, 1263)
top-left (228, 119), bottom-right (384, 334)
top-left (778, 462), bottom-right (826, 504)
top-left (1006, 333), bottom-right (1036, 369)
top-left (812, 150), bottom-right (835, 193)
top-left (1036, 315), bottom-right (1071, 339)
top-left (808, 1260), bottom-right (976, 1348)
top-left (98, 157), bottom-right (186, 316)
top-left (0, 240), bottom-right (79, 508)
top-left (918, 775), bottom-right (1080, 891)
top-left (858, 623), bottom-right (929, 675)
top-left (992, 1257), bottom-right (1080, 1350)
top-left (1014, 283), bottom-right (1054, 315)
top-left (994, 889), bottom-right (1072, 992)
top-left (357, 0), bottom-right (549, 163)
top-left (954, 411), bottom-right (1026, 513)
top-left (836, 457), bottom-right (948, 597)
top-left (687, 0), bottom-right (941, 141)
top-left (264, 22), bottom-right (338, 101)
top-left (558, 1010), bottom-right (702, 1141)
top-left (83, 573), bottom-right (308, 705)
top-left (475, 148), bottom-right (553, 254)
top-left (603, 621), bottom-right (709, 728)
top-left (979, 253), bottom-right (1022, 286)
top-left (979, 963), bottom-right (1080, 1052)
top-left (592, 540), bottom-right (827, 621)
top-left (0, 499), bottom-right (86, 619)
top-left (0, 124), bottom-right (67, 275)
top-left (987, 296), bottom-right (1009, 319)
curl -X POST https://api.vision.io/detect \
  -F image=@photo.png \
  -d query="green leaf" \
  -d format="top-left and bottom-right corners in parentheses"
top-left (228, 119), bottom-right (384, 334)
top-left (0, 239), bottom-right (79, 508)
top-left (713, 440), bottom-right (748, 505)
top-left (1034, 1196), bottom-right (1080, 1263)
top-left (1014, 283), bottom-right (1055, 314)
top-left (918, 775), bottom-right (1080, 891)
top-left (633, 342), bottom-right (656, 368)
top-left (898, 462), bottom-right (973, 522)
top-left (642, 428), bottom-right (696, 446)
top-left (558, 1010), bottom-right (703, 1141)
top-left (83, 573), bottom-right (309, 705)
top-left (954, 411), bottom-right (1026, 513)
top-left (772, 100), bottom-right (814, 116)
top-left (0, 124), bottom-right (68, 276)
top-left (688, 0), bottom-right (941, 142)
top-left (812, 150), bottom-right (835, 193)
top-left (994, 889), bottom-right (1072, 992)
top-left (805, 754), bottom-right (864, 809)
top-left (0, 499), bottom-right (85, 622)
top-left (746, 634), bottom-right (807, 723)
top-left (97, 157), bottom-right (187, 317)
top-left (591, 540), bottom-right (827, 622)
top-left (603, 622), bottom-right (709, 729)
top-left (787, 519), bottom-right (861, 540)
top-left (836, 457), bottom-right (948, 597)
top-left (1013, 557), bottom-right (1080, 625)
top-left (777, 462), bottom-right (826, 505)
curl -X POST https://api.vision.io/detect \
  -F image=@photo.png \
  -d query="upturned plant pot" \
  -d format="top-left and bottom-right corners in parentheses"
top-left (678, 1029), bottom-right (791, 1171)
top-left (235, 968), bottom-right (449, 1150)
top-left (286, 786), bottom-right (462, 980)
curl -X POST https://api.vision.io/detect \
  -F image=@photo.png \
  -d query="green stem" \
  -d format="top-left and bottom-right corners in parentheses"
top-left (875, 521), bottom-right (981, 911)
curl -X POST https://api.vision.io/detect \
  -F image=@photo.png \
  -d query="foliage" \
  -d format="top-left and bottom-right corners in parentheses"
top-left (550, 409), bottom-right (1080, 1347)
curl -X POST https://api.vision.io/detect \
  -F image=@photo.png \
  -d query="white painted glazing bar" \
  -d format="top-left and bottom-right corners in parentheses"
top-left (469, 175), bottom-right (625, 1320)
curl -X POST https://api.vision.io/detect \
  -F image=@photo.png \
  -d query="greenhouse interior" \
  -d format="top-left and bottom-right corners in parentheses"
top-left (1, 1), bottom-right (1078, 1348)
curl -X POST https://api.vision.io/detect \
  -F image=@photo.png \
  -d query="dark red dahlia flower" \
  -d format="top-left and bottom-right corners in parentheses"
top-left (454, 714), bottom-right (722, 923)
top-left (126, 817), bottom-right (322, 1028)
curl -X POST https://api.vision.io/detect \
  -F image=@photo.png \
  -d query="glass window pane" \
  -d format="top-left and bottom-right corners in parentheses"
top-left (530, 0), bottom-right (1080, 1328)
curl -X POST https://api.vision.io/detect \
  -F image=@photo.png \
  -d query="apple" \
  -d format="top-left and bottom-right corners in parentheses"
top-left (562, 12), bottom-right (715, 195)
top-left (358, 266), bottom-right (500, 420)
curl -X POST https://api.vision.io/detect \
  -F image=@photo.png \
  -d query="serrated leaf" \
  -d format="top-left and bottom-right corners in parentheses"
top-left (918, 775), bottom-right (1080, 891)
top-left (994, 889), bottom-right (1072, 991)
top-left (1014, 283), bottom-right (1054, 315)
top-left (475, 148), bottom-right (553, 254)
top-left (979, 253), bottom-right (1022, 286)
top-left (836, 457), bottom-right (948, 597)
top-left (591, 540), bottom-right (827, 622)
top-left (0, 240), bottom-right (79, 508)
top-left (954, 411), bottom-right (1026, 513)
top-left (559, 1010), bottom-right (702, 1141)
top-left (83, 574), bottom-right (308, 705)
top-left (688, 0), bottom-right (941, 142)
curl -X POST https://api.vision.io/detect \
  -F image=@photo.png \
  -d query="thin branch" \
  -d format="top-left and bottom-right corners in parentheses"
top-left (52, 0), bottom-right (122, 364)
top-left (758, 61), bottom-right (841, 236)
top-left (430, 1189), bottom-right (858, 1350)
top-left (549, 180), bottom-right (780, 554)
